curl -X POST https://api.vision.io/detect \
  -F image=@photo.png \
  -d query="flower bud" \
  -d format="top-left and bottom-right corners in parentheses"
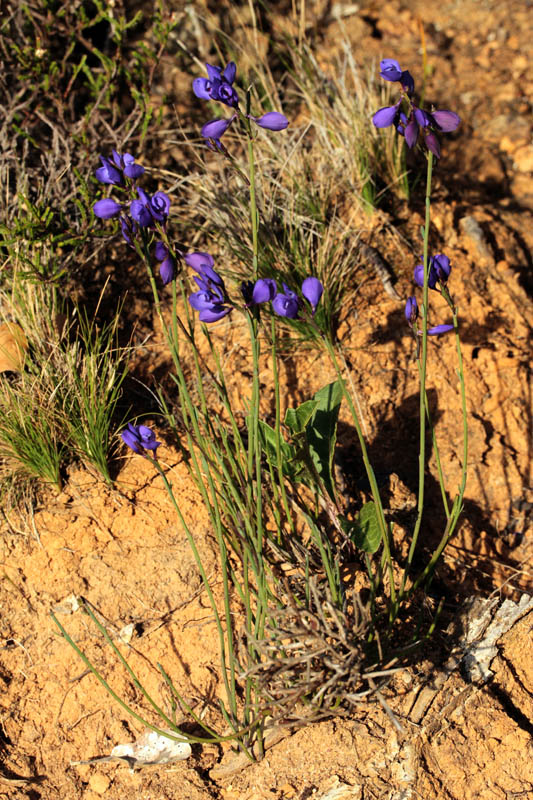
top-left (254, 112), bottom-right (289, 131)
top-left (252, 278), bottom-right (277, 304)
top-left (93, 198), bottom-right (122, 218)
top-left (301, 277), bottom-right (323, 312)
top-left (405, 295), bottom-right (418, 324)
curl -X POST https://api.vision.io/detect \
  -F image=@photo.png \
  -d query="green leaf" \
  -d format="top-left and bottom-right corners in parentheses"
top-left (257, 419), bottom-right (293, 461)
top-left (257, 419), bottom-right (306, 482)
top-left (340, 502), bottom-right (382, 553)
top-left (305, 380), bottom-right (343, 501)
top-left (284, 399), bottom-right (318, 435)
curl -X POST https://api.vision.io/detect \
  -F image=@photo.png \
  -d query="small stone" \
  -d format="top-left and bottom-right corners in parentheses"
top-left (459, 216), bottom-right (494, 265)
top-left (88, 774), bottom-right (110, 795)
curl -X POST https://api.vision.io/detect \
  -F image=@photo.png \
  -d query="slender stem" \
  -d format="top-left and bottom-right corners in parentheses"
top-left (271, 316), bottom-right (294, 532)
top-left (410, 305), bottom-right (468, 593)
top-left (399, 151), bottom-right (433, 600)
top-left (248, 136), bottom-right (259, 278)
top-left (454, 311), bottom-right (469, 507)
top-left (50, 611), bottom-right (234, 745)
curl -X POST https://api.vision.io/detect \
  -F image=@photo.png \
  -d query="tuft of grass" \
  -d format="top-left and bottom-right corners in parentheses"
top-left (0, 278), bottom-right (131, 488)
top-left (57, 303), bottom-right (131, 483)
top-left (0, 376), bottom-right (65, 490)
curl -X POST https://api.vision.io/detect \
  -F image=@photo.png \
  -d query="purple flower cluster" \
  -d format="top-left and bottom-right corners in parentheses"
top-left (93, 185), bottom-right (171, 230)
top-left (193, 61), bottom-right (288, 149)
top-left (405, 252), bottom-right (454, 337)
top-left (373, 59), bottom-right (460, 158)
top-left (245, 276), bottom-right (323, 319)
top-left (121, 423), bottom-right (161, 455)
top-left (184, 252), bottom-right (323, 325)
top-left (186, 252), bottom-right (231, 322)
top-left (93, 150), bottom-right (176, 285)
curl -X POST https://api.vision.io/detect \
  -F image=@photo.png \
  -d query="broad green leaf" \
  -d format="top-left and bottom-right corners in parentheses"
top-left (257, 419), bottom-right (304, 481)
top-left (340, 502), bottom-right (382, 553)
top-left (305, 380), bottom-right (343, 501)
top-left (284, 399), bottom-right (318, 435)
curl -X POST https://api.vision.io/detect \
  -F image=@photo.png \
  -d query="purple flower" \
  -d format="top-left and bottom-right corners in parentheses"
top-left (410, 108), bottom-right (460, 158)
top-left (272, 283), bottom-right (300, 319)
top-left (193, 265), bottom-right (224, 289)
top-left (301, 277), bottom-right (323, 313)
top-left (184, 252), bottom-right (223, 289)
top-left (427, 324), bottom-right (454, 335)
top-left (266, 278), bottom-right (324, 319)
top-left (425, 132), bottom-right (441, 159)
top-left (252, 112), bottom-right (289, 131)
top-left (120, 215), bottom-right (138, 245)
top-left (432, 253), bottom-right (451, 282)
top-left (404, 116), bottom-right (419, 148)
top-left (414, 262), bottom-right (438, 290)
top-left (130, 187), bottom-right (154, 227)
top-left (96, 151), bottom-right (144, 184)
top-left (405, 295), bottom-right (418, 325)
top-left (272, 294), bottom-right (299, 319)
top-left (122, 153), bottom-right (145, 180)
top-left (95, 156), bottom-right (123, 185)
top-left (153, 242), bottom-right (176, 285)
top-left (121, 423), bottom-right (161, 454)
top-left (252, 278), bottom-right (277, 304)
top-left (380, 58), bottom-right (403, 82)
top-left (159, 255), bottom-right (176, 285)
top-left (372, 101), bottom-right (401, 128)
top-left (201, 115), bottom-right (236, 147)
top-left (151, 191), bottom-right (171, 222)
top-left (130, 188), bottom-right (171, 228)
top-left (431, 111), bottom-right (461, 132)
top-left (93, 198), bottom-right (122, 219)
top-left (184, 251), bottom-right (214, 271)
top-left (154, 241), bottom-right (168, 261)
top-left (193, 61), bottom-right (239, 108)
top-left (399, 70), bottom-right (415, 95)
top-left (414, 254), bottom-right (451, 289)
top-left (186, 255), bottom-right (231, 323)
top-left (189, 289), bottom-right (231, 322)
top-left (372, 62), bottom-right (460, 158)
top-left (378, 59), bottom-right (414, 94)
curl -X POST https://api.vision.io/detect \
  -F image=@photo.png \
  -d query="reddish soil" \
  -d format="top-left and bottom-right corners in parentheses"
top-left (1, 1), bottom-right (532, 798)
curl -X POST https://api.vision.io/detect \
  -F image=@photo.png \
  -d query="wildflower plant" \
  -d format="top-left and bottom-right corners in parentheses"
top-left (53, 50), bottom-right (468, 768)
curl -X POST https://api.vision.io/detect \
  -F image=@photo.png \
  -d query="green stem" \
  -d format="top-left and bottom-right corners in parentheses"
top-left (410, 305), bottom-right (468, 593)
top-left (271, 317), bottom-right (294, 533)
top-left (399, 151), bottom-right (433, 601)
top-left (248, 136), bottom-right (259, 278)
top-left (50, 611), bottom-right (236, 745)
